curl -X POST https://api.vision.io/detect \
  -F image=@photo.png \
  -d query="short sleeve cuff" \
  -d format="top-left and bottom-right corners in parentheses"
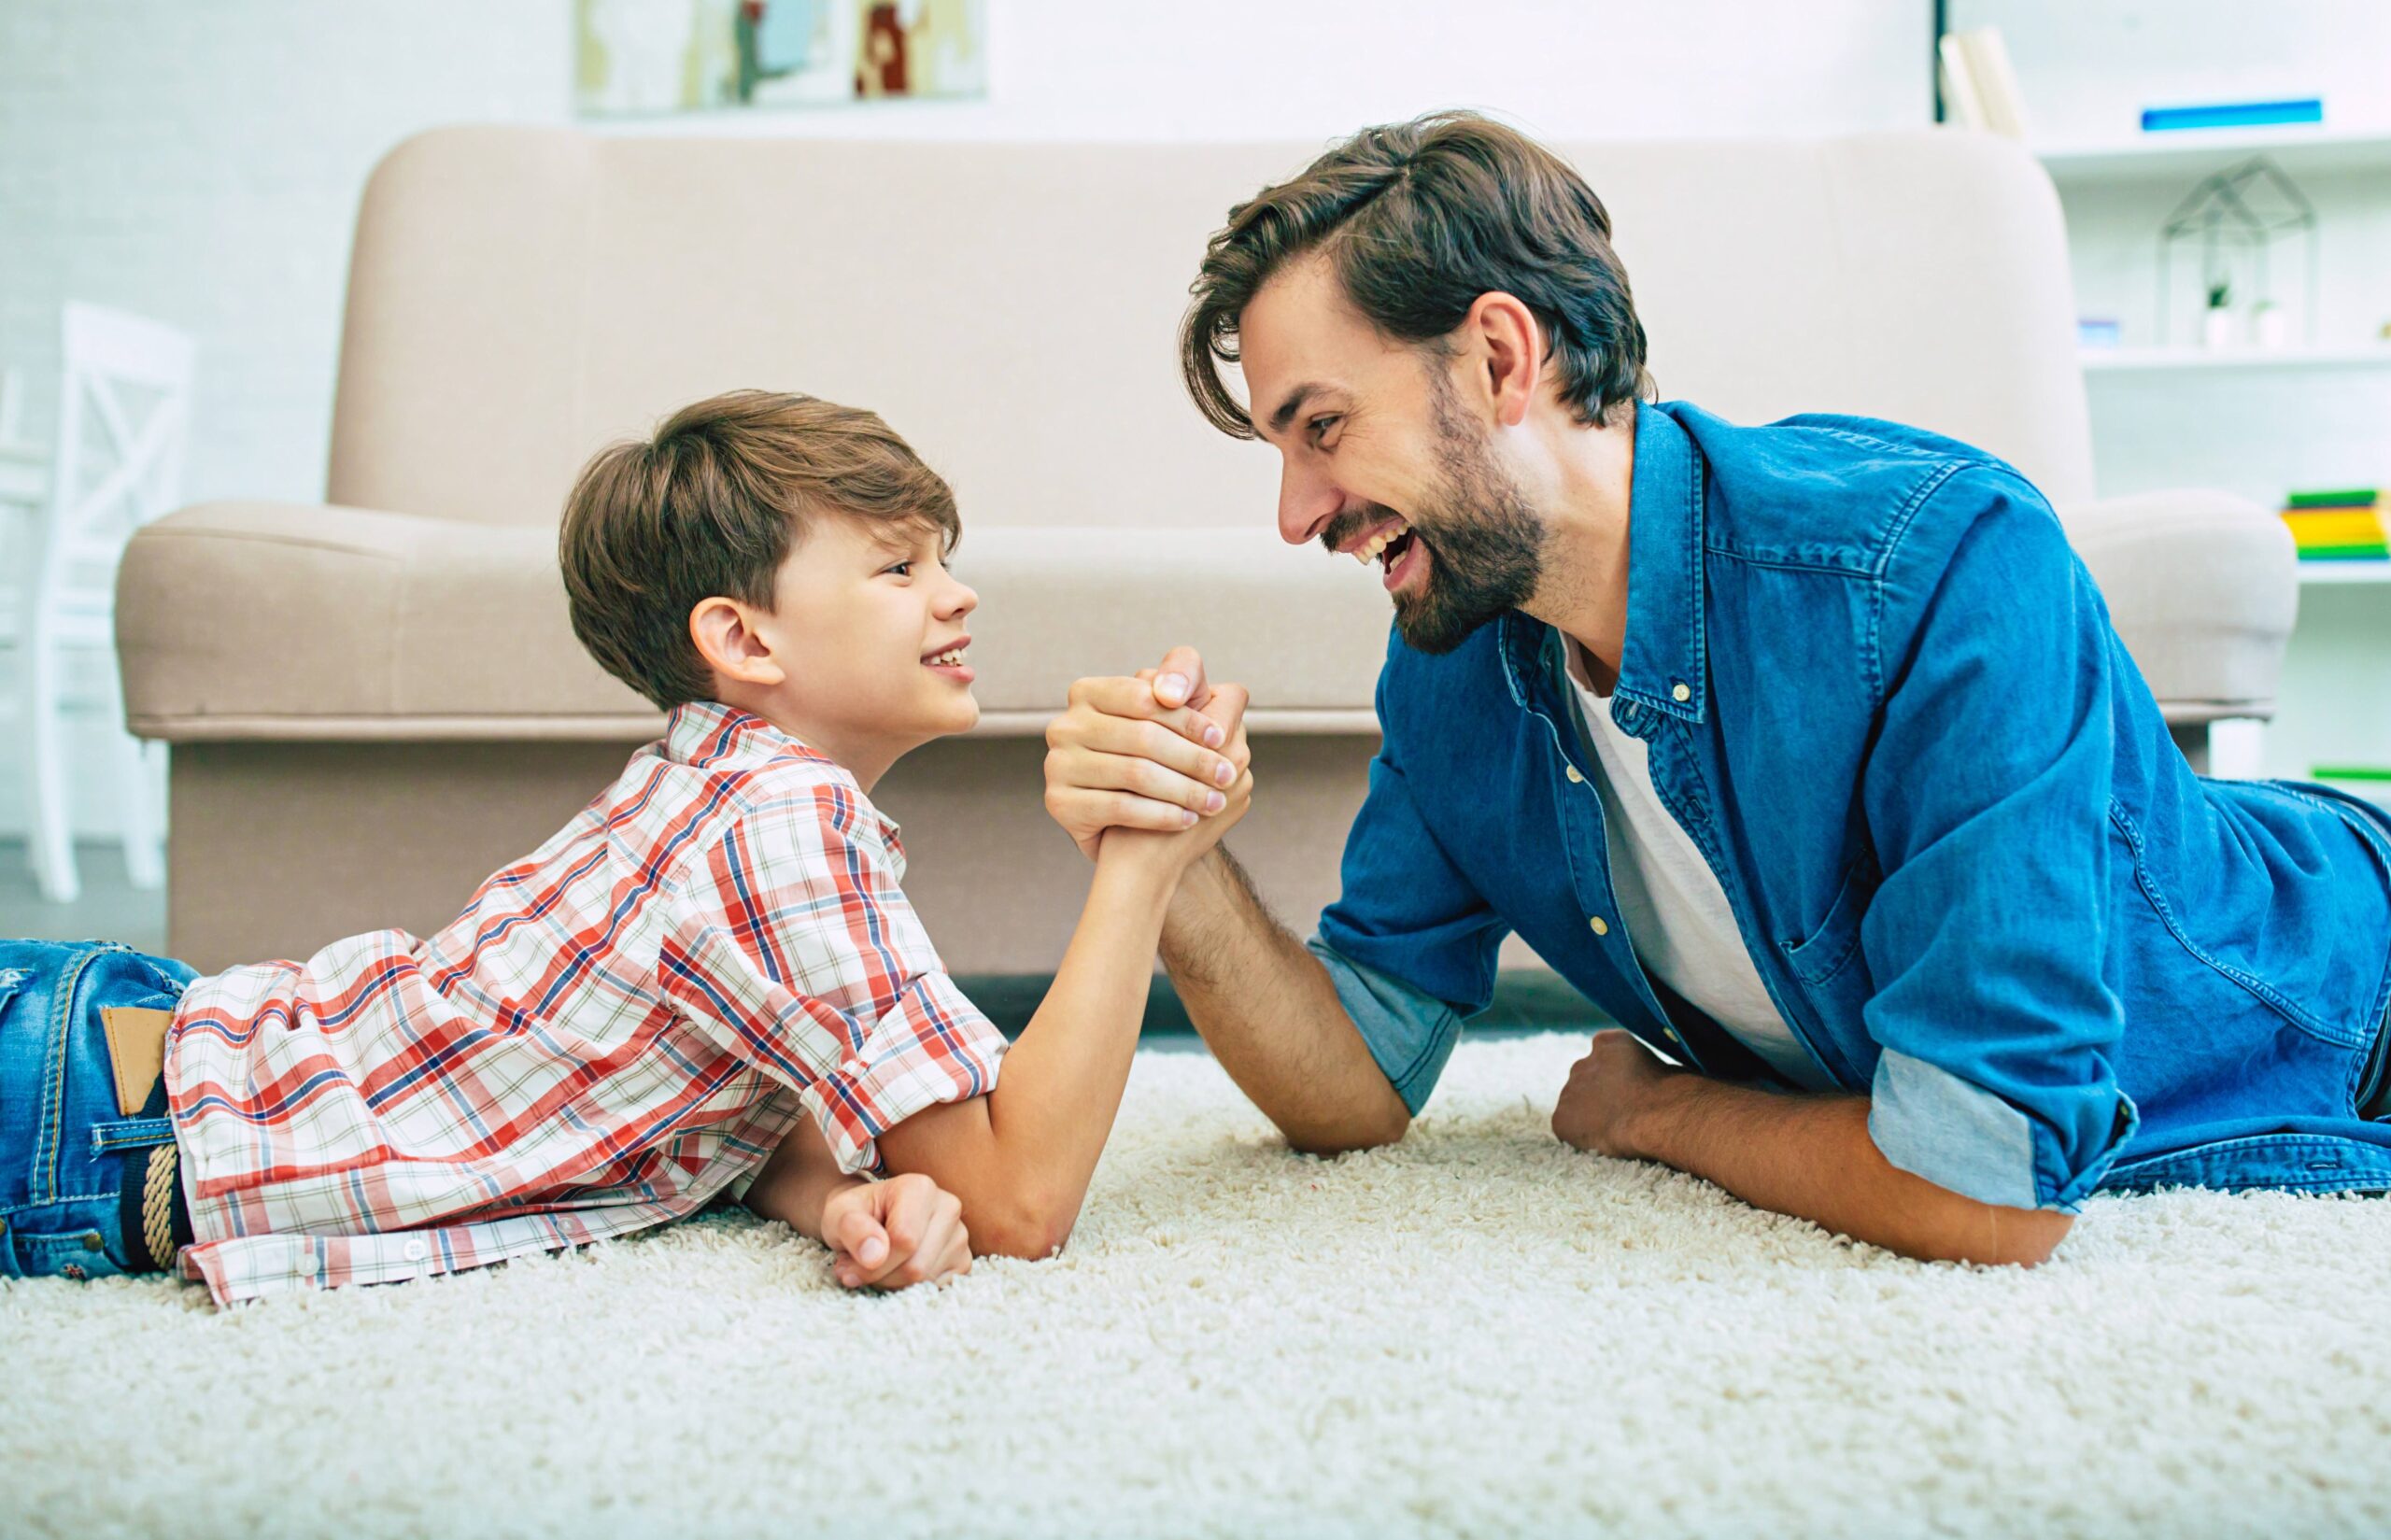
top-left (799, 970), bottom-right (1006, 1175)
top-left (1867, 1047), bottom-right (2137, 1213)
top-left (1308, 935), bottom-right (1464, 1116)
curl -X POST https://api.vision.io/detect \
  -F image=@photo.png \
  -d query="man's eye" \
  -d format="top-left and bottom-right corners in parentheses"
top-left (1309, 415), bottom-right (1342, 443)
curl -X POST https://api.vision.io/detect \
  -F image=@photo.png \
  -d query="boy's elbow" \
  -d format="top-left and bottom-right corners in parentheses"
top-left (972, 1192), bottom-right (1078, 1262)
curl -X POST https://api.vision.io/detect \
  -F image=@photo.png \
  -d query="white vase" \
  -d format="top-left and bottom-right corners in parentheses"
top-left (2201, 306), bottom-right (2239, 349)
top-left (2252, 302), bottom-right (2287, 350)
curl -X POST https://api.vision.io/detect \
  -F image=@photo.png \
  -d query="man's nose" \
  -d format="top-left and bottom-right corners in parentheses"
top-left (1277, 461), bottom-right (1341, 547)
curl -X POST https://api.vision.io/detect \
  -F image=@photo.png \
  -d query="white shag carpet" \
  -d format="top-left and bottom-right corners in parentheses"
top-left (7, 1032), bottom-right (2390, 1540)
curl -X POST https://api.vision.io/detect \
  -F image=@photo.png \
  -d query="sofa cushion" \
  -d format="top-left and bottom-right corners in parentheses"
top-left (120, 490), bottom-right (2290, 743)
top-left (117, 502), bottom-right (1396, 741)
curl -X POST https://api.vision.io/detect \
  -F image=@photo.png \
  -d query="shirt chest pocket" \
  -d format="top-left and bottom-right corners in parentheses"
top-left (1777, 849), bottom-right (1879, 1033)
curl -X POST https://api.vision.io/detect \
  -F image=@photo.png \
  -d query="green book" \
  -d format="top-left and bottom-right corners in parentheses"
top-left (2295, 545), bottom-right (2391, 560)
top-left (2313, 766), bottom-right (2391, 783)
top-left (2286, 487), bottom-right (2382, 509)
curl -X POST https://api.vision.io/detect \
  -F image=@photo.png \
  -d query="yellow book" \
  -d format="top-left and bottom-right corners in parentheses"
top-left (2282, 511), bottom-right (2388, 544)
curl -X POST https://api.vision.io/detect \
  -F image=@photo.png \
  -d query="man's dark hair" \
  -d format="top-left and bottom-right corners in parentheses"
top-left (559, 389), bottom-right (958, 710)
top-left (1181, 110), bottom-right (1653, 436)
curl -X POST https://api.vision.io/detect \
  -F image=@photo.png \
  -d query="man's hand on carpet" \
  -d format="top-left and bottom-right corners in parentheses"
top-left (1551, 1030), bottom-right (1680, 1158)
top-left (1045, 645), bottom-right (1252, 862)
top-left (822, 1173), bottom-right (972, 1292)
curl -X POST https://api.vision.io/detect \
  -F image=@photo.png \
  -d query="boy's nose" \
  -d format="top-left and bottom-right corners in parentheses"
top-left (942, 577), bottom-right (979, 616)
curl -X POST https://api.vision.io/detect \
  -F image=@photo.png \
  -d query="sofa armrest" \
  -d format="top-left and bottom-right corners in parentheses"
top-left (2052, 488), bottom-right (2296, 724)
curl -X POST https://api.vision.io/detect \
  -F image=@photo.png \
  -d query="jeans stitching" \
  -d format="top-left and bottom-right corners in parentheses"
top-left (35, 942), bottom-right (136, 1205)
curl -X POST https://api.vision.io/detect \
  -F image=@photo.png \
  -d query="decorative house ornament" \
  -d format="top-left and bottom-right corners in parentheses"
top-left (2157, 156), bottom-right (2318, 348)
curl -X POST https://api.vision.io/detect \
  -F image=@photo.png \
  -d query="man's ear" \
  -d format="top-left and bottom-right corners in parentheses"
top-left (1463, 290), bottom-right (1543, 429)
top-left (689, 597), bottom-right (787, 687)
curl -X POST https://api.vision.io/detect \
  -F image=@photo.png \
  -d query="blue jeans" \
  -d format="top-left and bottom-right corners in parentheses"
top-left (0, 939), bottom-right (197, 1281)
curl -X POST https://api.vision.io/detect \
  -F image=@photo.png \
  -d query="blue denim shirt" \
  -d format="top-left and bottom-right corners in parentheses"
top-left (1312, 401), bottom-right (2391, 1211)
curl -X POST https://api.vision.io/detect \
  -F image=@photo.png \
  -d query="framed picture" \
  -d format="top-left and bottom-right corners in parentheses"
top-left (573, 0), bottom-right (989, 118)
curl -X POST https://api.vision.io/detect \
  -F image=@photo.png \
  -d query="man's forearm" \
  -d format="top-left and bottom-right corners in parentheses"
top-left (1628, 1076), bottom-right (2073, 1265)
top-left (1160, 848), bottom-right (1409, 1152)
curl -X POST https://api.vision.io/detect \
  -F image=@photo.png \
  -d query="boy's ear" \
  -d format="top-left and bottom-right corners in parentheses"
top-left (689, 597), bottom-right (787, 687)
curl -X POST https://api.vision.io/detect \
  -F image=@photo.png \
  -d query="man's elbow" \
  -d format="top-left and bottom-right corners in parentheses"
top-left (1281, 1102), bottom-right (1410, 1158)
top-left (1920, 1205), bottom-right (2075, 1268)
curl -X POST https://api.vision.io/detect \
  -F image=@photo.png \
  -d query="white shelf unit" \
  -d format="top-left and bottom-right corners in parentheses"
top-left (2080, 346), bottom-right (2391, 373)
top-left (2044, 131), bottom-right (2391, 783)
top-left (2299, 561), bottom-right (2391, 586)
top-left (2040, 127), bottom-right (2391, 184)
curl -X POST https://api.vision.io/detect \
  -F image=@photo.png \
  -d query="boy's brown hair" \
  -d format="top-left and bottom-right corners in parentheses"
top-left (559, 389), bottom-right (959, 710)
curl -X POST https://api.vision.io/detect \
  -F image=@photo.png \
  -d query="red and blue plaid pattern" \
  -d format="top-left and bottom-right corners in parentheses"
top-left (163, 702), bottom-right (1006, 1305)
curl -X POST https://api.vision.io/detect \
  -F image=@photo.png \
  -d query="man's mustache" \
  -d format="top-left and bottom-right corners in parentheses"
top-left (1319, 503), bottom-right (1406, 555)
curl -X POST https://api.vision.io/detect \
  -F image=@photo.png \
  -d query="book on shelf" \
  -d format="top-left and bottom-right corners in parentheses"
top-left (2287, 487), bottom-right (2380, 510)
top-left (1937, 27), bottom-right (2028, 140)
top-left (2281, 496), bottom-right (2388, 560)
top-left (2142, 99), bottom-right (2323, 134)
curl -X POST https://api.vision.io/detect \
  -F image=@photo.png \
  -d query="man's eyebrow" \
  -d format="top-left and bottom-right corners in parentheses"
top-left (1266, 382), bottom-right (1332, 437)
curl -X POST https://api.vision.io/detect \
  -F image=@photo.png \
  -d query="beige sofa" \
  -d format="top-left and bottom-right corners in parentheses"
top-left (117, 128), bottom-right (2295, 975)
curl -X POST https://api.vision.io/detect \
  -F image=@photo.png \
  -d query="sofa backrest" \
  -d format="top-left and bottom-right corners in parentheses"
top-left (327, 128), bottom-right (2095, 528)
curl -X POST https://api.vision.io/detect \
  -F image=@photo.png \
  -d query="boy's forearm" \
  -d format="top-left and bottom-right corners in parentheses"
top-left (1628, 1077), bottom-right (2073, 1266)
top-left (744, 1115), bottom-right (863, 1244)
top-left (875, 846), bottom-right (1177, 1257)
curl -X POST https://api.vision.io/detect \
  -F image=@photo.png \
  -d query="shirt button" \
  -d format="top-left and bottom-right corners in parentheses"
top-left (1590, 916), bottom-right (1610, 936)
top-left (1664, 1027), bottom-right (1683, 1044)
top-left (83, 1231), bottom-right (106, 1251)
top-left (1671, 682), bottom-right (1691, 703)
top-left (1564, 764), bottom-right (1585, 784)
top-left (403, 1238), bottom-right (431, 1262)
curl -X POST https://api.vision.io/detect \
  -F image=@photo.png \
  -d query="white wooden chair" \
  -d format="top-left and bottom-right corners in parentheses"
top-left (15, 304), bottom-right (195, 903)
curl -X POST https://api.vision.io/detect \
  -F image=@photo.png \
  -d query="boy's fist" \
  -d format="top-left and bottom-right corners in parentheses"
top-left (821, 1172), bottom-right (971, 1292)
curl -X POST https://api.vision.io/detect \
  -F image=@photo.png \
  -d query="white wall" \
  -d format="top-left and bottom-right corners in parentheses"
top-left (0, 0), bottom-right (1931, 510)
top-left (0, 0), bottom-right (1931, 844)
top-left (0, 0), bottom-right (1931, 841)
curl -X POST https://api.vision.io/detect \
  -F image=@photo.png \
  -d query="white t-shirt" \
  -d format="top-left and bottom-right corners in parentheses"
top-left (1563, 638), bottom-right (1834, 1091)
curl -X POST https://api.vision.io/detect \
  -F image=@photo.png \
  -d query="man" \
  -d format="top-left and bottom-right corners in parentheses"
top-left (1040, 112), bottom-right (2391, 1265)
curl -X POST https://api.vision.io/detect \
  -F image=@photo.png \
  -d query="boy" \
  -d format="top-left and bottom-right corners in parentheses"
top-left (0, 390), bottom-right (1251, 1305)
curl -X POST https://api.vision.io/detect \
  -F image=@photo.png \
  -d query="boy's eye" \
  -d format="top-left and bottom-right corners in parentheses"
top-left (884, 560), bottom-right (913, 577)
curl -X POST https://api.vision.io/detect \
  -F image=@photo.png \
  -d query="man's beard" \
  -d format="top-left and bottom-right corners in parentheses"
top-left (1371, 378), bottom-right (1544, 656)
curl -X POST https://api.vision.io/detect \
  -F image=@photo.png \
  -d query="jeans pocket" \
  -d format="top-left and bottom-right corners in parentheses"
top-left (18, 1223), bottom-right (129, 1281)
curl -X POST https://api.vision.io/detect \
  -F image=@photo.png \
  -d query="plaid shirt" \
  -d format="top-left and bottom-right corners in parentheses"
top-left (163, 702), bottom-right (1006, 1306)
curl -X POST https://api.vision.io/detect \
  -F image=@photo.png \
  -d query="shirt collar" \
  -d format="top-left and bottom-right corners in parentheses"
top-left (662, 701), bottom-right (905, 844)
top-left (1495, 402), bottom-right (1710, 726)
top-left (663, 699), bottom-right (847, 776)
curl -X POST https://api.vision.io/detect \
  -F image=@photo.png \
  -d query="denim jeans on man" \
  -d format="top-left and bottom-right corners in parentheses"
top-left (1312, 401), bottom-right (2391, 1210)
top-left (0, 940), bottom-right (196, 1280)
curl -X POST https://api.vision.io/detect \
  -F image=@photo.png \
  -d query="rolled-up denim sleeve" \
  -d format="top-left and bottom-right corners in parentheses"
top-left (1859, 467), bottom-right (2139, 1212)
top-left (1312, 700), bottom-right (1509, 1115)
top-left (1307, 935), bottom-right (1464, 1115)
